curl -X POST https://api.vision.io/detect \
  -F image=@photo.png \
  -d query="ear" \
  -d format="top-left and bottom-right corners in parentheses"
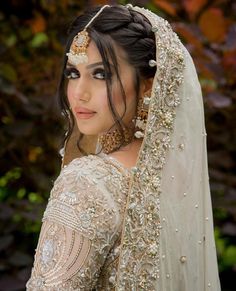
top-left (140, 77), bottom-right (153, 95)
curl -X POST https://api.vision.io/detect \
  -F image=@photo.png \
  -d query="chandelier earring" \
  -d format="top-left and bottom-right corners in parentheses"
top-left (134, 89), bottom-right (151, 138)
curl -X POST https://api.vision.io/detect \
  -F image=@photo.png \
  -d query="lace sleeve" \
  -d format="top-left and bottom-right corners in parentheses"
top-left (26, 161), bottom-right (120, 290)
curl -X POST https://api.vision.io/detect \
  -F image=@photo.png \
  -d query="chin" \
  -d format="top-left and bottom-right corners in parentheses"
top-left (77, 125), bottom-right (100, 136)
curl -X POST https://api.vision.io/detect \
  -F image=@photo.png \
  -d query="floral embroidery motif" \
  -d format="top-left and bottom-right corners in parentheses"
top-left (116, 6), bottom-right (185, 291)
top-left (26, 155), bottom-right (130, 290)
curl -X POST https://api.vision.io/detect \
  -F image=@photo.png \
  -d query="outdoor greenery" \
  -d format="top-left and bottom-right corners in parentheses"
top-left (0, 0), bottom-right (235, 290)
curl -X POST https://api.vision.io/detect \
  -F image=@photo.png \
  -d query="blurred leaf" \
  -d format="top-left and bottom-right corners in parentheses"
top-left (12, 213), bottom-right (22, 223)
top-left (91, 0), bottom-right (110, 4)
top-left (29, 13), bottom-right (46, 34)
top-left (28, 192), bottom-right (44, 204)
top-left (182, 0), bottom-right (208, 19)
top-left (28, 147), bottom-right (43, 162)
top-left (199, 8), bottom-right (227, 43)
top-left (1, 116), bottom-right (13, 125)
top-left (222, 51), bottom-right (236, 85)
top-left (0, 77), bottom-right (16, 95)
top-left (30, 32), bottom-right (48, 48)
top-left (215, 227), bottom-right (225, 256)
top-left (199, 78), bottom-right (217, 91)
top-left (19, 27), bottom-right (32, 41)
top-left (0, 63), bottom-right (17, 82)
top-left (5, 34), bottom-right (17, 47)
top-left (154, 0), bottom-right (177, 16)
top-left (0, 168), bottom-right (21, 187)
top-left (17, 188), bottom-right (27, 199)
top-left (224, 246), bottom-right (236, 267)
top-left (174, 23), bottom-right (203, 50)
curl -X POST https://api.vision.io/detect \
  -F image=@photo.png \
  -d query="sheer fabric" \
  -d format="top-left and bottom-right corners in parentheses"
top-left (26, 155), bottom-right (130, 290)
top-left (114, 6), bottom-right (221, 290)
top-left (27, 4), bottom-right (221, 291)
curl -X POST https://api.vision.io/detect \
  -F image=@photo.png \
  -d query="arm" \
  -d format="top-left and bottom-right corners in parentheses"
top-left (26, 164), bottom-right (118, 290)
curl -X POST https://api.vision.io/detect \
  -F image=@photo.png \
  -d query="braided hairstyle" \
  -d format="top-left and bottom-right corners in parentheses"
top-left (58, 5), bottom-right (156, 153)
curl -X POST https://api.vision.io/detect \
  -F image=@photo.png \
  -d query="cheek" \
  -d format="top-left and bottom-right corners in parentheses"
top-left (66, 82), bottom-right (75, 106)
top-left (112, 83), bottom-right (125, 108)
top-left (112, 81), bottom-right (137, 115)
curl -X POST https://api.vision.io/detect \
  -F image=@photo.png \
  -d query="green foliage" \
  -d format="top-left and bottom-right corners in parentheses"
top-left (30, 32), bottom-right (49, 48)
top-left (0, 0), bottom-right (235, 290)
top-left (215, 228), bottom-right (236, 272)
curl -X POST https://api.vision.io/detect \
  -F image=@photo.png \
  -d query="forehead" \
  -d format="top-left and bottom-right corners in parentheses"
top-left (86, 40), bottom-right (102, 62)
top-left (68, 36), bottom-right (128, 66)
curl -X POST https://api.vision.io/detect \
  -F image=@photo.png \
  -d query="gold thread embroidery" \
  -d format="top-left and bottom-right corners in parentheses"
top-left (116, 6), bottom-right (185, 290)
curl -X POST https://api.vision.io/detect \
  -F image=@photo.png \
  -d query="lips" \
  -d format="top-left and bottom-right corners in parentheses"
top-left (75, 107), bottom-right (96, 120)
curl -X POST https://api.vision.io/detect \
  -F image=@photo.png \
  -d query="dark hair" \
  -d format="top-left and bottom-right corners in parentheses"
top-left (58, 5), bottom-right (156, 154)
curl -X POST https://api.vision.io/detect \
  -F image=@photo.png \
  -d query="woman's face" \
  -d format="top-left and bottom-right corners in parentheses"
top-left (66, 40), bottom-right (143, 136)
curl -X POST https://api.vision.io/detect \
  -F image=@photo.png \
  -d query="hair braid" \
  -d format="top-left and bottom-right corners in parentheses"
top-left (59, 5), bottom-right (157, 153)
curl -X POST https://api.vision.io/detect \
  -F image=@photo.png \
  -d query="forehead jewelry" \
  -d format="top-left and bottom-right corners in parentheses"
top-left (66, 5), bottom-right (110, 66)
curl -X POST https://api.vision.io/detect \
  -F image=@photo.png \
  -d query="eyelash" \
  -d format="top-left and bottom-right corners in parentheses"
top-left (64, 67), bottom-right (111, 80)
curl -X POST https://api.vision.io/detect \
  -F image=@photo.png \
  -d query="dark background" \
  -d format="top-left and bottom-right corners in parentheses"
top-left (0, 0), bottom-right (235, 290)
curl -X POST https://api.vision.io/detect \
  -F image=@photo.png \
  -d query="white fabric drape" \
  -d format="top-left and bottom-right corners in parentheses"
top-left (157, 47), bottom-right (221, 290)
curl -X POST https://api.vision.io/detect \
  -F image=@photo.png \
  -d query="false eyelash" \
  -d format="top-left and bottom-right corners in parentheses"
top-left (93, 68), bottom-right (112, 80)
top-left (64, 67), bottom-right (79, 79)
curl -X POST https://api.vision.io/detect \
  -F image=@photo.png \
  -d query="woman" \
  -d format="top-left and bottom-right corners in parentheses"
top-left (26, 4), bottom-right (221, 290)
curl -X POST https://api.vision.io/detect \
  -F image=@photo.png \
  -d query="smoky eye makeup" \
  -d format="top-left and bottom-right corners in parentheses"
top-left (64, 66), bottom-right (80, 79)
top-left (92, 67), bottom-right (112, 80)
top-left (64, 61), bottom-right (113, 81)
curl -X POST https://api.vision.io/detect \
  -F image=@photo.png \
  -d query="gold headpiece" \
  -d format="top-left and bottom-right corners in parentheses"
top-left (66, 5), bottom-right (110, 65)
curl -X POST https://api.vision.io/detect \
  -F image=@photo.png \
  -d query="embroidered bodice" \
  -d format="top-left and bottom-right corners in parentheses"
top-left (26, 154), bottom-right (130, 290)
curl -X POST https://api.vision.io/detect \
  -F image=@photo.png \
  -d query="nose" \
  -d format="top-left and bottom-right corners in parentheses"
top-left (72, 78), bottom-right (91, 102)
top-left (79, 92), bottom-right (91, 102)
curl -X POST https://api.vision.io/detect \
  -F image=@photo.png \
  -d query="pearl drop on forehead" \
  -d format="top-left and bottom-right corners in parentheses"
top-left (66, 5), bottom-right (110, 66)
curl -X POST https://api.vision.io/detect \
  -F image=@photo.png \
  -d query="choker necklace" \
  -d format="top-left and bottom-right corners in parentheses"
top-left (98, 127), bottom-right (134, 154)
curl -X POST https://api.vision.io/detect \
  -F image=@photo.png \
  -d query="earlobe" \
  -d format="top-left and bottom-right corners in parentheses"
top-left (145, 78), bottom-right (154, 92)
top-left (141, 78), bottom-right (153, 96)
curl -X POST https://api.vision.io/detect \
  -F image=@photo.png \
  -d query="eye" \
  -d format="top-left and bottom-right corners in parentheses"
top-left (93, 68), bottom-right (112, 80)
top-left (64, 67), bottom-right (80, 79)
top-left (93, 68), bottom-right (106, 80)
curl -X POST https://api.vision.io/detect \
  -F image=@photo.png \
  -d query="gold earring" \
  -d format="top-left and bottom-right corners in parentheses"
top-left (134, 90), bottom-right (151, 138)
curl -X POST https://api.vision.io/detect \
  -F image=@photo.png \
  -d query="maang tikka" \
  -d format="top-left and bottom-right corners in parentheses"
top-left (66, 5), bottom-right (110, 66)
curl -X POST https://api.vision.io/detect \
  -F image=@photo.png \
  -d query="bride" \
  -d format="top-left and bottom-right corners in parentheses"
top-left (26, 4), bottom-right (221, 290)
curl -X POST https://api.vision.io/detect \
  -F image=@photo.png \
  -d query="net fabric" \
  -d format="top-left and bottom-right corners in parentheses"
top-left (115, 6), bottom-right (221, 291)
top-left (26, 155), bottom-right (130, 290)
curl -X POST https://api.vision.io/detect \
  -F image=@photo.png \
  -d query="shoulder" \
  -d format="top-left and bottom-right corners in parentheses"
top-left (59, 154), bottom-right (130, 206)
top-left (44, 154), bottom-right (130, 238)
top-left (59, 154), bottom-right (129, 189)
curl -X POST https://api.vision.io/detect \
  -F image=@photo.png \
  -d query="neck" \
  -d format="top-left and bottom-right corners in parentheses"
top-left (98, 126), bottom-right (134, 154)
top-left (108, 138), bottom-right (143, 169)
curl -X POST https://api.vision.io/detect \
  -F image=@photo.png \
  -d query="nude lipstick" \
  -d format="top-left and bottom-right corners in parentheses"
top-left (75, 107), bottom-right (96, 120)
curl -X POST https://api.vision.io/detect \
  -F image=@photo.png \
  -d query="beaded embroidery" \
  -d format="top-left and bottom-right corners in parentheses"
top-left (26, 155), bottom-right (130, 290)
top-left (115, 6), bottom-right (185, 291)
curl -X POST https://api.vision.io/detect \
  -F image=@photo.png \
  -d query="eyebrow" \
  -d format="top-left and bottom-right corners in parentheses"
top-left (66, 61), bottom-right (113, 69)
top-left (87, 62), bottom-right (104, 69)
